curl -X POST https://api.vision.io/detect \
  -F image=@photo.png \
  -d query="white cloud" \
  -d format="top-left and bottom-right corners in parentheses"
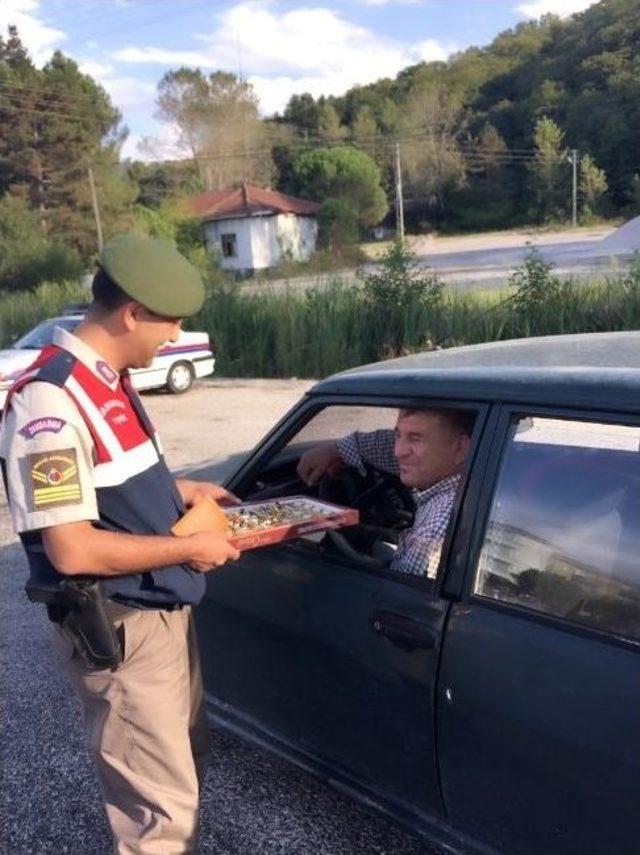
top-left (78, 59), bottom-right (114, 79)
top-left (78, 58), bottom-right (155, 115)
top-left (248, 74), bottom-right (340, 116)
top-left (101, 76), bottom-right (156, 113)
top-left (121, 121), bottom-right (184, 162)
top-left (111, 2), bottom-right (455, 116)
top-left (0, 0), bottom-right (65, 66)
top-left (412, 38), bottom-right (457, 63)
top-left (113, 46), bottom-right (208, 66)
top-left (517, 0), bottom-right (599, 19)
top-left (359, 0), bottom-right (422, 5)
top-left (199, 3), bottom-right (406, 76)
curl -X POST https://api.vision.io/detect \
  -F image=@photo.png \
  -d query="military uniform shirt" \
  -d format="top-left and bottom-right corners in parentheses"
top-left (0, 377), bottom-right (99, 533)
top-left (0, 326), bottom-right (204, 606)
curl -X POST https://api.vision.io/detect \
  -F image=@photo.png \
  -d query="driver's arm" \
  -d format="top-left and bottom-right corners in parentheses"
top-left (297, 430), bottom-right (399, 486)
top-left (337, 429), bottom-right (399, 477)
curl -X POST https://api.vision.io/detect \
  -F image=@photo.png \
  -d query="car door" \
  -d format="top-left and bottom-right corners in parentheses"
top-left (197, 396), bottom-right (487, 826)
top-left (437, 408), bottom-right (640, 855)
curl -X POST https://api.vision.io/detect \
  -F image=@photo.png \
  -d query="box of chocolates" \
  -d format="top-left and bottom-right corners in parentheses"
top-left (171, 495), bottom-right (359, 551)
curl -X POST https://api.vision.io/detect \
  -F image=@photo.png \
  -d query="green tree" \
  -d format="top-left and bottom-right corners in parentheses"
top-left (281, 93), bottom-right (321, 135)
top-left (630, 174), bottom-right (640, 215)
top-left (450, 124), bottom-right (517, 231)
top-left (316, 102), bottom-right (345, 141)
top-left (399, 83), bottom-right (466, 221)
top-left (529, 116), bottom-right (569, 222)
top-left (292, 146), bottom-right (388, 230)
top-left (272, 0), bottom-right (640, 227)
top-left (352, 105), bottom-right (380, 157)
top-left (316, 198), bottom-right (359, 249)
top-left (0, 195), bottom-right (82, 291)
top-left (579, 153), bottom-right (608, 217)
top-left (156, 68), bottom-right (272, 190)
top-left (127, 159), bottom-right (201, 209)
top-left (0, 27), bottom-right (133, 259)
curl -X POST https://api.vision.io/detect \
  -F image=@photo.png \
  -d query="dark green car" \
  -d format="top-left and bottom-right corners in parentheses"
top-left (196, 331), bottom-right (640, 855)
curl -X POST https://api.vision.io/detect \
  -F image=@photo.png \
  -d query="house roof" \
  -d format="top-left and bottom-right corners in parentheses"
top-left (190, 183), bottom-right (319, 222)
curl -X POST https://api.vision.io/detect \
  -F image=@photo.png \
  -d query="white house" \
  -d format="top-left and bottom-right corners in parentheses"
top-left (191, 183), bottom-right (319, 273)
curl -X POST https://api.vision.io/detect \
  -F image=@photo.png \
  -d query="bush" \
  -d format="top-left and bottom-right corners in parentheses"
top-left (17, 244), bottom-right (84, 291)
top-left (0, 280), bottom-right (88, 347)
top-left (508, 248), bottom-right (562, 308)
top-left (358, 240), bottom-right (443, 353)
top-left (0, 196), bottom-right (83, 291)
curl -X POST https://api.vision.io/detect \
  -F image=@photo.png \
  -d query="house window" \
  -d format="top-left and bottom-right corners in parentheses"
top-left (221, 233), bottom-right (237, 258)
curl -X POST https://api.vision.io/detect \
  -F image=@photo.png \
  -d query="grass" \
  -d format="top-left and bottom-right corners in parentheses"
top-left (0, 280), bottom-right (87, 348)
top-left (1, 259), bottom-right (638, 379)
top-left (250, 245), bottom-right (368, 282)
top-left (194, 259), bottom-right (640, 377)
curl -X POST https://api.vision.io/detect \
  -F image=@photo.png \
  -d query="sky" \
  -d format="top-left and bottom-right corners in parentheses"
top-left (0, 0), bottom-right (601, 161)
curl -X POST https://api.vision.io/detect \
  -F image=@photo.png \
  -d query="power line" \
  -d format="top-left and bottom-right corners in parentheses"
top-left (54, 0), bottom-right (214, 41)
top-left (0, 84), bottom-right (102, 119)
top-left (5, 83), bottom-right (550, 155)
top-left (0, 99), bottom-right (104, 125)
top-left (2, 84), bottom-right (568, 163)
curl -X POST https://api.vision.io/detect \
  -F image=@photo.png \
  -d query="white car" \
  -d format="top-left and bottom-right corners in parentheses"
top-left (0, 313), bottom-right (215, 409)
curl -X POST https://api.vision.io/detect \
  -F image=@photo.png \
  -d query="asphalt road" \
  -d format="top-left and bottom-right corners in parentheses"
top-left (0, 379), bottom-right (444, 855)
top-left (242, 224), bottom-right (632, 294)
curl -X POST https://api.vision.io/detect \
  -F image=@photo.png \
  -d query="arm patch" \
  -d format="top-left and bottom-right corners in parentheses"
top-left (26, 448), bottom-right (82, 510)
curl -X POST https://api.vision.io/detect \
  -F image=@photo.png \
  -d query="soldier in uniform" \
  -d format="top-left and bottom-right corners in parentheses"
top-left (0, 234), bottom-right (240, 854)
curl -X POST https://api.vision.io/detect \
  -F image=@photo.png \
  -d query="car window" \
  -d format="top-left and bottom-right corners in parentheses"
top-left (14, 318), bottom-right (80, 349)
top-left (247, 403), bottom-right (477, 583)
top-left (289, 405), bottom-right (398, 446)
top-left (474, 416), bottom-right (640, 641)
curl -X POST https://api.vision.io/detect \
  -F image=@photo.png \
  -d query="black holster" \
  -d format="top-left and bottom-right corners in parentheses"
top-left (26, 578), bottom-right (123, 671)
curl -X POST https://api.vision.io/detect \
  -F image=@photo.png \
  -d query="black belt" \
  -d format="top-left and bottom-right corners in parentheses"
top-left (104, 600), bottom-right (186, 621)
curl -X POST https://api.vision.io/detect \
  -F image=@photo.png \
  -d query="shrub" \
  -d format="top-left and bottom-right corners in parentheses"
top-left (0, 196), bottom-right (83, 291)
top-left (358, 240), bottom-right (443, 353)
top-left (508, 247), bottom-right (562, 311)
top-left (17, 244), bottom-right (84, 291)
top-left (0, 280), bottom-right (88, 347)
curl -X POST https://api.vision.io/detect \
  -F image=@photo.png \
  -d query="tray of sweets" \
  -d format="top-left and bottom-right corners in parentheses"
top-left (224, 496), bottom-right (359, 551)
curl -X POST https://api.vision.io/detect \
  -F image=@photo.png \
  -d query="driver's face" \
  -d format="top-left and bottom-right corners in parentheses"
top-left (393, 411), bottom-right (469, 490)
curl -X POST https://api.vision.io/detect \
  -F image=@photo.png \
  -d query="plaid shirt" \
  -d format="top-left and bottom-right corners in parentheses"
top-left (337, 430), bottom-right (460, 578)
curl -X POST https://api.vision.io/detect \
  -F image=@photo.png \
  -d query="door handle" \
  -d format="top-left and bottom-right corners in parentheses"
top-left (370, 610), bottom-right (437, 650)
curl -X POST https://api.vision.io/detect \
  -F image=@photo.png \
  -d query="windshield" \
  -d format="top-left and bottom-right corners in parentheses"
top-left (14, 317), bottom-right (81, 350)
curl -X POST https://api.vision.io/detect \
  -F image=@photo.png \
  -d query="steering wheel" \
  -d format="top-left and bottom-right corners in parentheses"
top-left (317, 463), bottom-right (414, 567)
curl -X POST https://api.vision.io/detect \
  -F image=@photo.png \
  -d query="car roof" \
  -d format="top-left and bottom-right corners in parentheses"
top-left (310, 332), bottom-right (640, 414)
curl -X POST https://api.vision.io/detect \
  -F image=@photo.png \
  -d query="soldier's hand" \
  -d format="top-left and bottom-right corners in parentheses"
top-left (297, 441), bottom-right (342, 485)
top-left (187, 531), bottom-right (240, 572)
top-left (177, 478), bottom-right (241, 507)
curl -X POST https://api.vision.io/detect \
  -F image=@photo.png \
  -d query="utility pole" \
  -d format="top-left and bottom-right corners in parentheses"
top-left (570, 148), bottom-right (578, 228)
top-left (394, 141), bottom-right (405, 242)
top-left (87, 161), bottom-right (104, 252)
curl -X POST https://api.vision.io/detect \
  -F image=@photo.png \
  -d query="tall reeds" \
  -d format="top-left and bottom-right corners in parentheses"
top-left (1, 254), bottom-right (638, 377)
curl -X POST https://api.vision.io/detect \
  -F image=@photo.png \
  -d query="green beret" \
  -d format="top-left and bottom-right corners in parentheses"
top-left (99, 234), bottom-right (204, 317)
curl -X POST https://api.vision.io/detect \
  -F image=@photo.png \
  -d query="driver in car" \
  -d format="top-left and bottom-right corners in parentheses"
top-left (297, 408), bottom-right (474, 578)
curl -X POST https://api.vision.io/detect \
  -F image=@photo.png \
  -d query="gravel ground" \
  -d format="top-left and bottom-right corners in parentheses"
top-left (0, 378), bottom-right (442, 855)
